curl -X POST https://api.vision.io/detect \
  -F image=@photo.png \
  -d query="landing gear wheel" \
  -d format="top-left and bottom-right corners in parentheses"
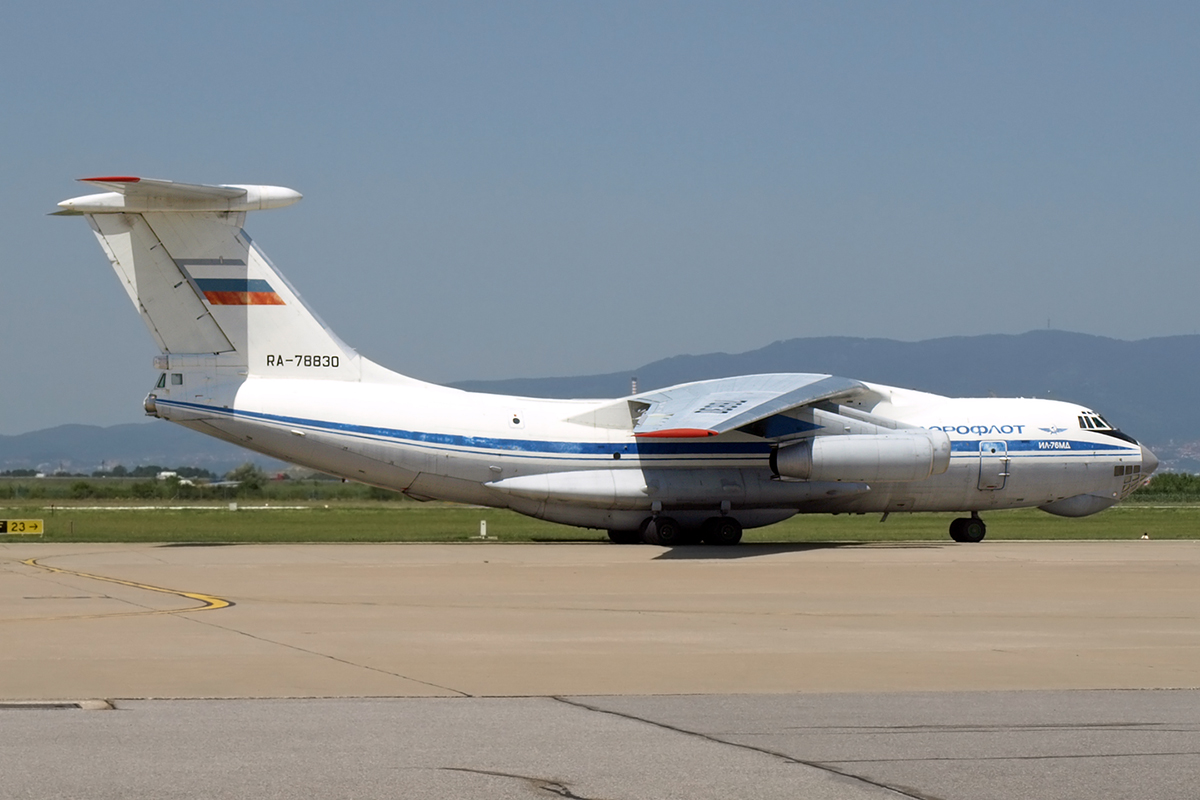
top-left (702, 517), bottom-right (743, 546)
top-left (607, 529), bottom-right (641, 544)
top-left (949, 516), bottom-right (986, 543)
top-left (962, 517), bottom-right (986, 542)
top-left (641, 517), bottom-right (685, 546)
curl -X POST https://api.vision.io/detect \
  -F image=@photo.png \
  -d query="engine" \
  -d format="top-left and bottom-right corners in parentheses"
top-left (771, 431), bottom-right (952, 483)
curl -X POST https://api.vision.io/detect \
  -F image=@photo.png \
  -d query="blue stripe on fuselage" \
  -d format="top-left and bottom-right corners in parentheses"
top-left (950, 439), bottom-right (1137, 453)
top-left (157, 400), bottom-right (1138, 463)
top-left (157, 399), bottom-right (770, 459)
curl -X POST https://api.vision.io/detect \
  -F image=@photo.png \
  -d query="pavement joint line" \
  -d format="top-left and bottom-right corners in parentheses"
top-left (552, 696), bottom-right (935, 800)
top-left (827, 749), bottom-right (1200, 764)
top-left (170, 607), bottom-right (474, 698)
top-left (12, 555), bottom-right (473, 697)
top-left (440, 767), bottom-right (593, 799)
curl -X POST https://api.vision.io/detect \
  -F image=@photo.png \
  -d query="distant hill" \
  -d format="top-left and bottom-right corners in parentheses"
top-left (0, 422), bottom-right (287, 475)
top-left (452, 330), bottom-right (1200, 470)
top-left (6, 331), bottom-right (1197, 474)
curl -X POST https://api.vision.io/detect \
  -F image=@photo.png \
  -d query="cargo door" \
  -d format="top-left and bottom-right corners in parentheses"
top-left (978, 440), bottom-right (1010, 490)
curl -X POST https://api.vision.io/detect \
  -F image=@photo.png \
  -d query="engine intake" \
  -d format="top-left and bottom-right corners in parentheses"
top-left (771, 432), bottom-right (951, 483)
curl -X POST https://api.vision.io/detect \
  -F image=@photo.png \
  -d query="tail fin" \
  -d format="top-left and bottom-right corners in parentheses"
top-left (57, 177), bottom-right (361, 381)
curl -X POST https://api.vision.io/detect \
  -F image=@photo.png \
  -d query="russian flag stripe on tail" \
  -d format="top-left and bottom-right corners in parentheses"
top-left (194, 278), bottom-right (285, 306)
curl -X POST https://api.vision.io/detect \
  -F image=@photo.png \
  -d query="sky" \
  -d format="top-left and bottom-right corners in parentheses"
top-left (2, 2), bottom-right (1198, 434)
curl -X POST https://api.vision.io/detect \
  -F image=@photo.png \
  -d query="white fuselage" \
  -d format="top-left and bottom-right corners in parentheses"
top-left (148, 363), bottom-right (1147, 532)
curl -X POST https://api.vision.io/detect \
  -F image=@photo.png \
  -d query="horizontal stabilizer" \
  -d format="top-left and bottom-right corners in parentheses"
top-left (55, 177), bottom-right (301, 215)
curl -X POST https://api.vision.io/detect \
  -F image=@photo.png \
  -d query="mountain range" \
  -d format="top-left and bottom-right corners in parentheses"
top-left (4, 331), bottom-right (1196, 473)
top-left (0, 423), bottom-right (287, 476)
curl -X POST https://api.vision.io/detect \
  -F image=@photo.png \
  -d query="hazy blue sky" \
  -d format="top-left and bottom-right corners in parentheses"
top-left (3, 2), bottom-right (1198, 434)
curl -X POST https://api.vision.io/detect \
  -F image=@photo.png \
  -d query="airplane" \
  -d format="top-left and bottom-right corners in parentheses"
top-left (56, 176), bottom-right (1159, 545)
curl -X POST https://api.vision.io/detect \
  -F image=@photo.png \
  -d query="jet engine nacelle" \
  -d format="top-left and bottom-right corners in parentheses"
top-left (771, 431), bottom-right (952, 483)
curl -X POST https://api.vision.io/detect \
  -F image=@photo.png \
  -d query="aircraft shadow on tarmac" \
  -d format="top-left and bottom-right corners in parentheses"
top-left (154, 540), bottom-right (949, 558)
top-left (651, 541), bottom-right (949, 560)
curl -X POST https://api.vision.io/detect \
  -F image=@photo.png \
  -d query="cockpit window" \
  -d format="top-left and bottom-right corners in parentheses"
top-left (1078, 416), bottom-right (1087, 429)
top-left (156, 373), bottom-right (167, 389)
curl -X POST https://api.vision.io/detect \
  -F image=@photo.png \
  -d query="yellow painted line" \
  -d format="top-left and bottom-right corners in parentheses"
top-left (18, 557), bottom-right (232, 617)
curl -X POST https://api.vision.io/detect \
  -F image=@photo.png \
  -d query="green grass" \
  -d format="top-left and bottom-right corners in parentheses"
top-left (2, 501), bottom-right (1198, 544)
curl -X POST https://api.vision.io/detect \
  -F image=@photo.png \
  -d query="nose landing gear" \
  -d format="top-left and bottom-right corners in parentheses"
top-left (949, 513), bottom-right (986, 543)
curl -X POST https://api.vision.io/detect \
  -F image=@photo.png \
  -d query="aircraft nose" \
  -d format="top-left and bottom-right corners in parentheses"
top-left (1140, 444), bottom-right (1159, 476)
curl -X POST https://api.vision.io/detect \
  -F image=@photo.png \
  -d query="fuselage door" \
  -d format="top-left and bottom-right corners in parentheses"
top-left (978, 440), bottom-right (1009, 490)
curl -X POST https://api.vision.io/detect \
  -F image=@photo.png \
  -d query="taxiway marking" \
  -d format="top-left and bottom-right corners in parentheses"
top-left (13, 557), bottom-right (233, 622)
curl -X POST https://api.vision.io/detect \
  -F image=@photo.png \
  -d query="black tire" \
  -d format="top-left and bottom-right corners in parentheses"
top-left (607, 529), bottom-right (641, 545)
top-left (702, 517), bottom-right (743, 546)
top-left (949, 516), bottom-right (985, 543)
top-left (640, 517), bottom-right (662, 545)
top-left (961, 517), bottom-right (986, 543)
top-left (653, 517), bottom-right (686, 546)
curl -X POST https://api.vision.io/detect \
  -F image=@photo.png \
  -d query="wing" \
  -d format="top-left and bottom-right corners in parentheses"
top-left (631, 373), bottom-right (870, 440)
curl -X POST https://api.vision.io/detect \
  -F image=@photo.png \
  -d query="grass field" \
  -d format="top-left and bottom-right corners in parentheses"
top-left (2, 500), bottom-right (1198, 544)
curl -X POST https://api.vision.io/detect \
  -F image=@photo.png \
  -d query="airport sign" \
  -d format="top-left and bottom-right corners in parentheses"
top-left (1, 519), bottom-right (44, 535)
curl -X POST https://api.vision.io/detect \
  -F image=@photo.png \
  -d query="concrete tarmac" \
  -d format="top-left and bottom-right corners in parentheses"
top-left (2, 540), bottom-right (1198, 798)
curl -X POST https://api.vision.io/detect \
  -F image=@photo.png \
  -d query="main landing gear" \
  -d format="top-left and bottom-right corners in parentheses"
top-left (699, 516), bottom-right (743, 546)
top-left (949, 513), bottom-right (986, 543)
top-left (639, 516), bottom-right (689, 546)
top-left (607, 516), bottom-right (744, 546)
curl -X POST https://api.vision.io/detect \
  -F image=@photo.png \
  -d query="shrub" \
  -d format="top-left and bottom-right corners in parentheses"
top-left (130, 481), bottom-right (158, 499)
top-left (1134, 472), bottom-right (1200, 500)
top-left (226, 462), bottom-right (267, 495)
top-left (70, 481), bottom-right (95, 499)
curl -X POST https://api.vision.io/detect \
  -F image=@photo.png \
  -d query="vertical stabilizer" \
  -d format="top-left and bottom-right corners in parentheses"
top-left (60, 177), bottom-right (361, 381)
